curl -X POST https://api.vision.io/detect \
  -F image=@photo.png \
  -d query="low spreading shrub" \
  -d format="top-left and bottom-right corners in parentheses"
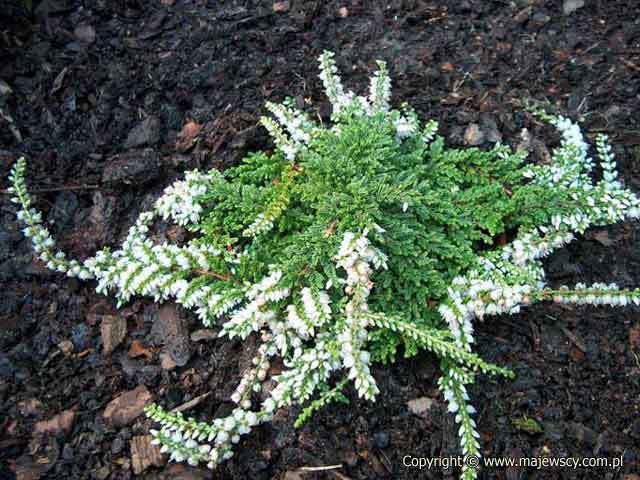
top-left (9, 51), bottom-right (640, 479)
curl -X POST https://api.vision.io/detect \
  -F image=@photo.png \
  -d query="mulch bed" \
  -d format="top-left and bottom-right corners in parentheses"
top-left (1, 1), bottom-right (639, 479)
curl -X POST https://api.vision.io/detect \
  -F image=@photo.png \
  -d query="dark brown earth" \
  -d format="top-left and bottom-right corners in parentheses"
top-left (1, 1), bottom-right (640, 479)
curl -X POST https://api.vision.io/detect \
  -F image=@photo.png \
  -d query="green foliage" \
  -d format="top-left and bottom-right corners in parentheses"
top-left (512, 415), bottom-right (544, 434)
top-left (295, 378), bottom-right (350, 428)
top-left (196, 115), bottom-right (569, 362)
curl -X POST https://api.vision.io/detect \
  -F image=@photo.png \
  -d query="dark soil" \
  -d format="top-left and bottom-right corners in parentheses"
top-left (1, 1), bottom-right (640, 479)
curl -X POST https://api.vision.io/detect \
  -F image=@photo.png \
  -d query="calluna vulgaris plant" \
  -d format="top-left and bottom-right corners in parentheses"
top-left (9, 51), bottom-right (640, 479)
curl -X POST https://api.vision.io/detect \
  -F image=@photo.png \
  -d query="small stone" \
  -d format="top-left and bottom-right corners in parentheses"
top-left (74, 24), bottom-right (96, 44)
top-left (454, 0), bottom-right (472, 12)
top-left (47, 192), bottom-right (78, 229)
top-left (455, 109), bottom-right (477, 124)
top-left (153, 304), bottom-right (191, 367)
top-left (373, 431), bottom-right (389, 449)
top-left (58, 340), bottom-right (74, 356)
top-left (88, 190), bottom-right (117, 244)
top-left (102, 149), bottom-right (160, 185)
top-left (190, 329), bottom-right (218, 342)
top-left (542, 421), bottom-right (564, 441)
top-left (18, 398), bottom-right (43, 417)
top-left (569, 346), bottom-right (585, 362)
top-left (407, 397), bottom-right (434, 418)
top-left (567, 422), bottom-right (597, 446)
top-left (34, 409), bottom-right (76, 435)
top-left (283, 471), bottom-right (304, 480)
top-left (369, 453), bottom-right (388, 477)
top-left (175, 121), bottom-right (202, 152)
top-left (15, 438), bottom-right (58, 480)
top-left (342, 448), bottom-right (359, 467)
top-left (529, 12), bottom-right (550, 29)
top-left (71, 323), bottom-right (91, 350)
top-left (513, 6), bottom-right (531, 24)
top-left (62, 444), bottom-right (74, 461)
top-left (145, 464), bottom-right (209, 479)
top-left (130, 435), bottom-right (165, 474)
top-left (128, 340), bottom-right (153, 360)
top-left (249, 460), bottom-right (268, 473)
top-left (604, 104), bottom-right (622, 121)
top-left (563, 0), bottom-right (584, 15)
top-left (630, 419), bottom-right (640, 440)
top-left (589, 229), bottom-right (614, 247)
top-left (111, 435), bottom-right (125, 455)
top-left (480, 115), bottom-right (502, 143)
top-left (517, 128), bottom-right (551, 164)
top-left (101, 315), bottom-right (127, 355)
top-left (440, 62), bottom-right (455, 73)
top-left (93, 466), bottom-right (111, 480)
top-left (273, 1), bottom-right (290, 12)
top-left (124, 116), bottom-right (161, 148)
top-left (103, 385), bottom-right (153, 427)
top-left (160, 351), bottom-right (177, 370)
top-left (65, 42), bottom-right (83, 52)
top-left (0, 353), bottom-right (19, 379)
top-left (463, 124), bottom-right (485, 146)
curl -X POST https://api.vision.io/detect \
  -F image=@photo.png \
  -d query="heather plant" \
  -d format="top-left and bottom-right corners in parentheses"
top-left (9, 51), bottom-right (640, 480)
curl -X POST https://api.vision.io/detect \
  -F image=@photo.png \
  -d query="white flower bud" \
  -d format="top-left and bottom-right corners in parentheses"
top-left (223, 417), bottom-right (236, 431)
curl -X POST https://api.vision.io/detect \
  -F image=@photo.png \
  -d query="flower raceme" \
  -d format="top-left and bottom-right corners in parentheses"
top-left (9, 51), bottom-right (640, 480)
